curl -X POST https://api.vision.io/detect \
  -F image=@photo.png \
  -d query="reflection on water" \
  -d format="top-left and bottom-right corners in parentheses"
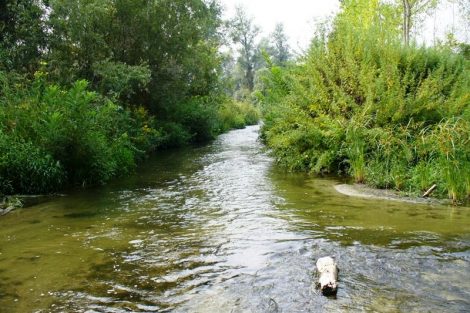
top-left (0, 125), bottom-right (469, 312)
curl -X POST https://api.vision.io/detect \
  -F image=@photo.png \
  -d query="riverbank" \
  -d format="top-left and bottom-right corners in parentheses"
top-left (334, 183), bottom-right (452, 205)
top-left (0, 197), bottom-right (21, 216)
top-left (0, 74), bottom-right (259, 196)
top-left (257, 2), bottom-right (469, 203)
top-left (0, 195), bottom-right (62, 216)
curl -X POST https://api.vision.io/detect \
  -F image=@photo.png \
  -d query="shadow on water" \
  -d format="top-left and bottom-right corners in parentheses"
top-left (0, 125), bottom-right (469, 312)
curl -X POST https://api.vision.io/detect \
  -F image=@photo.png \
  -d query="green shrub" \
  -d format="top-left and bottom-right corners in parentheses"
top-left (159, 122), bottom-right (192, 148)
top-left (0, 132), bottom-right (65, 194)
top-left (217, 100), bottom-right (260, 133)
top-left (92, 60), bottom-right (151, 99)
top-left (238, 102), bottom-right (260, 126)
top-left (259, 2), bottom-right (470, 202)
top-left (177, 97), bottom-right (218, 143)
top-left (0, 73), bottom-right (161, 193)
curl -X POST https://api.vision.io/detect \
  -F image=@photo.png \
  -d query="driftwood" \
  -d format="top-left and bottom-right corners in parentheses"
top-left (316, 256), bottom-right (338, 296)
top-left (0, 196), bottom-right (21, 216)
top-left (0, 195), bottom-right (53, 217)
top-left (422, 184), bottom-right (437, 198)
top-left (0, 206), bottom-right (14, 216)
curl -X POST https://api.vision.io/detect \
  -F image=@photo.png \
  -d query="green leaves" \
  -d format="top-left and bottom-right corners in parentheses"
top-left (0, 131), bottom-right (65, 194)
top-left (93, 60), bottom-right (151, 99)
top-left (0, 72), bottom-right (161, 194)
top-left (259, 0), bottom-right (470, 202)
top-left (0, 0), bottom-right (47, 73)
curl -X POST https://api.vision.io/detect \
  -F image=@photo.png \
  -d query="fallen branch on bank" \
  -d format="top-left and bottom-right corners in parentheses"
top-left (422, 184), bottom-right (437, 198)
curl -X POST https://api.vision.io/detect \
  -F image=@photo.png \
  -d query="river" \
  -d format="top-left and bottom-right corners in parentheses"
top-left (0, 125), bottom-right (469, 312)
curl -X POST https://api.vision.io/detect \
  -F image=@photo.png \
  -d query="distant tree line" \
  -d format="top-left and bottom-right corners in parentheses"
top-left (226, 6), bottom-right (292, 99)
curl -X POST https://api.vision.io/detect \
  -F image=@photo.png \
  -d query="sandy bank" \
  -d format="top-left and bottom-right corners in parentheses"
top-left (334, 184), bottom-right (450, 205)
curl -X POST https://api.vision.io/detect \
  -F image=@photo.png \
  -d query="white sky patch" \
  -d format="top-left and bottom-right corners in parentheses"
top-left (220, 0), bottom-right (468, 52)
top-left (420, 1), bottom-right (469, 45)
top-left (220, 0), bottom-right (340, 53)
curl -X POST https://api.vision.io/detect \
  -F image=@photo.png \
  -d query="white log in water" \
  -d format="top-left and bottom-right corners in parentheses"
top-left (316, 256), bottom-right (338, 296)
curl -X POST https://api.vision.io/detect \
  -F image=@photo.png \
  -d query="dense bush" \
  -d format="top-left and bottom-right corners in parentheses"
top-left (0, 132), bottom-right (65, 194)
top-left (217, 100), bottom-right (260, 132)
top-left (0, 70), bottom-right (259, 195)
top-left (258, 3), bottom-right (470, 202)
top-left (169, 96), bottom-right (219, 144)
top-left (0, 0), bottom-right (260, 196)
top-left (0, 72), bottom-right (161, 194)
top-left (157, 96), bottom-right (259, 147)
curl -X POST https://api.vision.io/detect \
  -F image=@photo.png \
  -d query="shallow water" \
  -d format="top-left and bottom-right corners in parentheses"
top-left (0, 125), bottom-right (469, 313)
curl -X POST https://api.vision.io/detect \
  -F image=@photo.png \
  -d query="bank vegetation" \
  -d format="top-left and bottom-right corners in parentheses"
top-left (258, 0), bottom-right (469, 203)
top-left (0, 0), bottom-right (259, 195)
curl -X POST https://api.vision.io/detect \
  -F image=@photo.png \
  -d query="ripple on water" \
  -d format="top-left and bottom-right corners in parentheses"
top-left (0, 125), bottom-right (469, 313)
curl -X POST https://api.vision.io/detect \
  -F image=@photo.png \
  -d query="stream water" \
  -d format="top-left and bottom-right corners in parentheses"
top-left (0, 125), bottom-right (469, 313)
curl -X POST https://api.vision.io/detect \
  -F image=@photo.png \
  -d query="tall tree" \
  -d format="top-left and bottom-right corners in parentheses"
top-left (270, 23), bottom-right (291, 66)
top-left (0, 0), bottom-right (46, 73)
top-left (46, 0), bottom-right (223, 113)
top-left (458, 0), bottom-right (470, 25)
top-left (228, 6), bottom-right (260, 92)
top-left (457, 0), bottom-right (470, 41)
top-left (401, 0), bottom-right (439, 45)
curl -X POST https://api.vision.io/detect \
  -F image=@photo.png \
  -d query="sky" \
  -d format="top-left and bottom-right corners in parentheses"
top-left (421, 1), bottom-right (469, 44)
top-left (220, 0), bottom-right (341, 53)
top-left (220, 0), bottom-right (468, 52)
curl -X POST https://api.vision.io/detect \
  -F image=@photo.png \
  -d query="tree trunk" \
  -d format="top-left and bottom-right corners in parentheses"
top-left (403, 0), bottom-right (412, 46)
top-left (246, 63), bottom-right (254, 91)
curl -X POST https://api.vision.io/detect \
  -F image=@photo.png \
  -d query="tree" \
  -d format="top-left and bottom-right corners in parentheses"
top-left (270, 23), bottom-right (291, 66)
top-left (457, 0), bottom-right (470, 25)
top-left (228, 6), bottom-right (260, 92)
top-left (0, 0), bottom-right (46, 73)
top-left (401, 0), bottom-right (439, 45)
top-left (456, 0), bottom-right (470, 42)
top-left (46, 0), bottom-right (114, 84)
top-left (46, 0), bottom-right (223, 112)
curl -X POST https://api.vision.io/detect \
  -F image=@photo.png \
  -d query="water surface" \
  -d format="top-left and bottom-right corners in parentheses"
top-left (0, 125), bottom-right (469, 312)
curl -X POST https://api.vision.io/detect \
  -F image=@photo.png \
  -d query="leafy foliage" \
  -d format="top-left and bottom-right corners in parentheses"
top-left (228, 6), bottom-right (261, 92)
top-left (0, 0), bottom-right (46, 73)
top-left (0, 0), bottom-right (260, 195)
top-left (259, 1), bottom-right (470, 202)
top-left (0, 72), bottom-right (161, 193)
top-left (217, 100), bottom-right (260, 132)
